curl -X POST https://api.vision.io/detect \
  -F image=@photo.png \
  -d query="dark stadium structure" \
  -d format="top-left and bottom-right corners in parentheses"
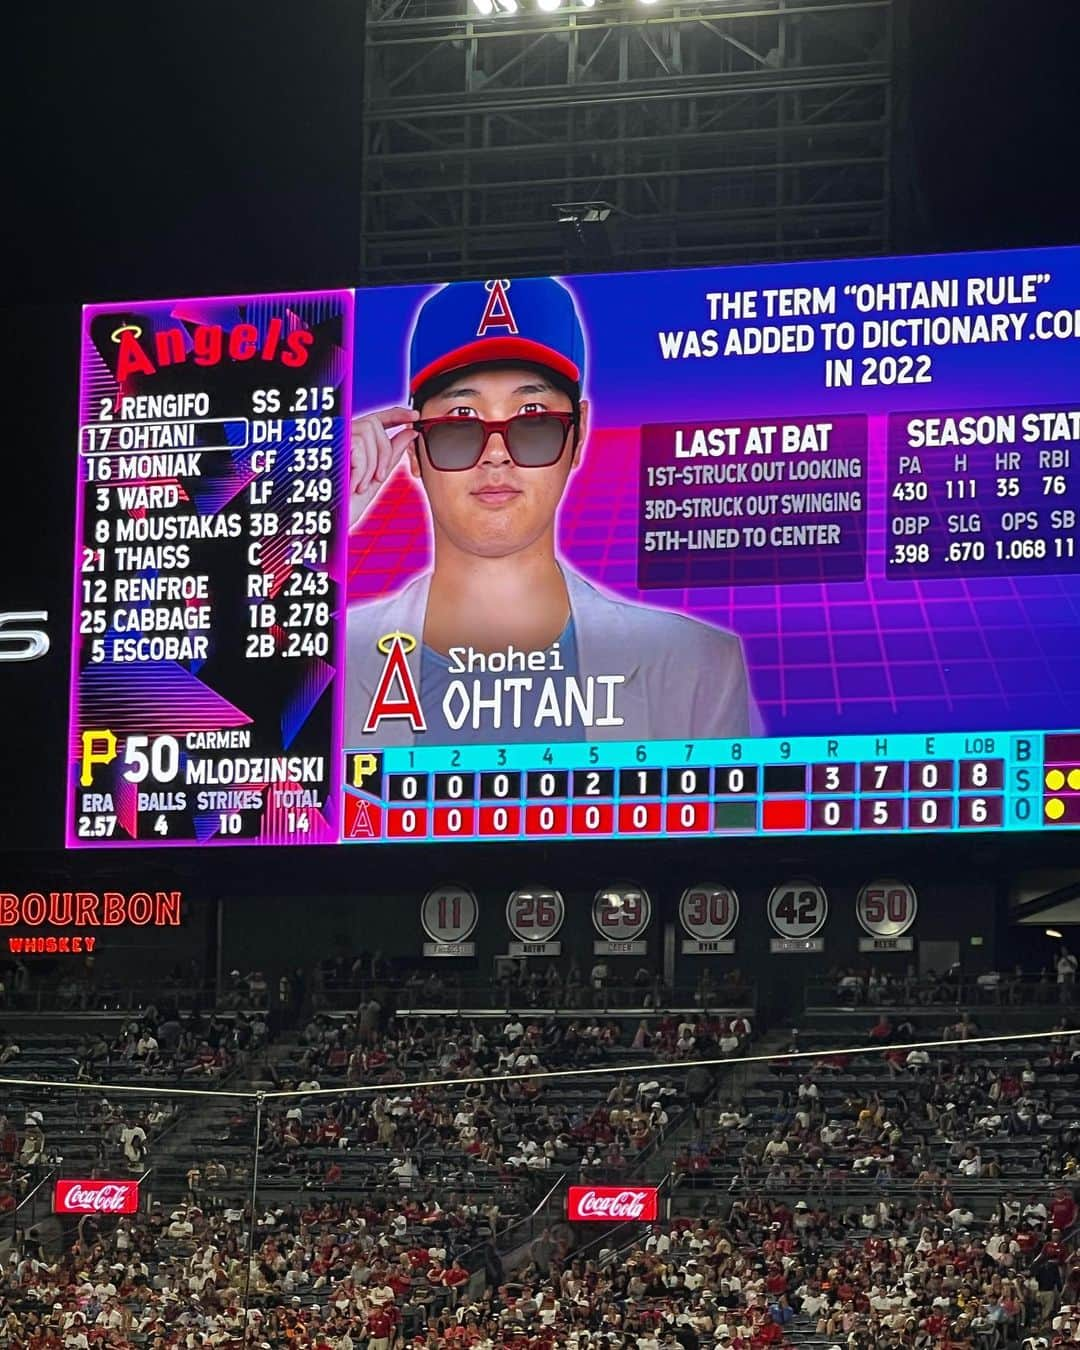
top-left (6, 1), bottom-right (1080, 1348)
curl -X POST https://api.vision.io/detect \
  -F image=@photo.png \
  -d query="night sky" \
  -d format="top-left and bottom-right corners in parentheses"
top-left (3, 0), bottom-right (1079, 305)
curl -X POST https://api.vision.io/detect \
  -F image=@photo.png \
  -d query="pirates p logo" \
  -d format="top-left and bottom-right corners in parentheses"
top-left (477, 279), bottom-right (518, 337)
top-left (363, 632), bottom-right (426, 734)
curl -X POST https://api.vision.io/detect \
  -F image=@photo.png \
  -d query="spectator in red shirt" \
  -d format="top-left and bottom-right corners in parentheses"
top-left (443, 1259), bottom-right (471, 1299)
top-left (366, 1305), bottom-right (394, 1350)
top-left (868, 1015), bottom-right (893, 1042)
top-left (1052, 1187), bottom-right (1077, 1233)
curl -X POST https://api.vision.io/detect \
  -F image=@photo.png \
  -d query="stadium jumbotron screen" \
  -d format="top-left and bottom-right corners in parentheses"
top-left (68, 244), bottom-right (1080, 847)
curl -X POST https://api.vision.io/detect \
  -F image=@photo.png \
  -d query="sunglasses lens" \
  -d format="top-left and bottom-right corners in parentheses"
top-left (507, 415), bottom-right (569, 467)
top-left (424, 421), bottom-right (485, 470)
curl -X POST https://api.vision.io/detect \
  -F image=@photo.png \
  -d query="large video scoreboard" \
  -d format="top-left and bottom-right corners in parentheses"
top-left (68, 247), bottom-right (1080, 847)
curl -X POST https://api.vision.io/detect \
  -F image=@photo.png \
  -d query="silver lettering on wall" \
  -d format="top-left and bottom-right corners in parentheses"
top-left (0, 612), bottom-right (50, 663)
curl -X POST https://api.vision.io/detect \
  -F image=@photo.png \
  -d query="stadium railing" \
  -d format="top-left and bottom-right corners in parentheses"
top-left (311, 978), bottom-right (757, 1014)
top-left (805, 972), bottom-right (1071, 1010)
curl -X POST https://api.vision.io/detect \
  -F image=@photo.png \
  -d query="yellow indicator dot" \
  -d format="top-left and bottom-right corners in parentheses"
top-left (1069, 769), bottom-right (1080, 791)
top-left (1046, 798), bottom-right (1066, 821)
top-left (1046, 769), bottom-right (1066, 790)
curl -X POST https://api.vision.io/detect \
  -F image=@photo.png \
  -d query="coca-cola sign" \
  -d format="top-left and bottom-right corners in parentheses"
top-left (54, 1179), bottom-right (140, 1214)
top-left (566, 1185), bottom-right (659, 1222)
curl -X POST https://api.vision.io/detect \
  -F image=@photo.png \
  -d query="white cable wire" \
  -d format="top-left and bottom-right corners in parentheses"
top-left (0, 1024), bottom-right (1069, 1104)
top-left (256, 1025), bottom-right (1076, 1100)
top-left (0, 1075), bottom-right (254, 1100)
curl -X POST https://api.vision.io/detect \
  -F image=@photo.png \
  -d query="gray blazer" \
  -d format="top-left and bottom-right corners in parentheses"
top-left (343, 566), bottom-right (756, 748)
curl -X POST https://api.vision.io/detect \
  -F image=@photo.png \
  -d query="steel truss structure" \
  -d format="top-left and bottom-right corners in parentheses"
top-left (361, 0), bottom-right (900, 283)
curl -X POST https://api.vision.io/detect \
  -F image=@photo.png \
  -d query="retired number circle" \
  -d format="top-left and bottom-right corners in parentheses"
top-left (506, 887), bottom-right (566, 944)
top-left (856, 879), bottom-right (917, 938)
top-left (592, 884), bottom-right (651, 941)
top-left (766, 880), bottom-right (828, 940)
top-left (420, 885), bottom-right (479, 944)
top-left (678, 885), bottom-right (739, 942)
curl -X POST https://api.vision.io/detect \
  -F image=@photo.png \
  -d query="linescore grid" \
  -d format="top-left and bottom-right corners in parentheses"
top-left (67, 250), bottom-right (1080, 847)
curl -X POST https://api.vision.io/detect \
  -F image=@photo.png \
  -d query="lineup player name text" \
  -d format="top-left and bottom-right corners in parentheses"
top-left (112, 576), bottom-right (209, 601)
top-left (112, 394), bottom-right (210, 420)
top-left (91, 452), bottom-right (203, 480)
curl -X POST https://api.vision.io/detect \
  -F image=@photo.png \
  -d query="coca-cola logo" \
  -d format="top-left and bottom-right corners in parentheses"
top-left (566, 1185), bottom-right (659, 1222)
top-left (54, 1179), bottom-right (140, 1214)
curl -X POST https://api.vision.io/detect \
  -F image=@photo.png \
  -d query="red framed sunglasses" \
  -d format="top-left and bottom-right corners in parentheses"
top-left (416, 412), bottom-right (577, 471)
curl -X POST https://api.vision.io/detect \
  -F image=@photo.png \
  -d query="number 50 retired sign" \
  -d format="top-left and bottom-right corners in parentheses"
top-left (856, 879), bottom-right (917, 951)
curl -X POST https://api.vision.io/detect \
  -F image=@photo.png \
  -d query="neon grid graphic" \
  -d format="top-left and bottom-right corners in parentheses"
top-left (347, 247), bottom-right (1080, 742)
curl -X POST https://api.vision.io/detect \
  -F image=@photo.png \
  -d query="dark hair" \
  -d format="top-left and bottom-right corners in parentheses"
top-left (412, 359), bottom-right (581, 417)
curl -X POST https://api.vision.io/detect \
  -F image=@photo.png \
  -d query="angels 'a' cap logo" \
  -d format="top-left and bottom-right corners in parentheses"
top-left (476, 280), bottom-right (518, 336)
top-left (408, 276), bottom-right (586, 395)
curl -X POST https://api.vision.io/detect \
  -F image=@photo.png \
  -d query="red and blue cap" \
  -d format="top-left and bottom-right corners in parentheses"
top-left (409, 277), bottom-right (586, 396)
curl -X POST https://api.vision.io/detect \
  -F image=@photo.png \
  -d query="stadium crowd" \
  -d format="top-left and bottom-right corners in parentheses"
top-left (2, 979), bottom-right (1080, 1350)
top-left (247, 1008), bottom-right (753, 1197)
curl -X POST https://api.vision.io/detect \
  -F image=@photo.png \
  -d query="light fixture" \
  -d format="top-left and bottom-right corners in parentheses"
top-left (537, 0), bottom-right (563, 9)
top-left (472, 0), bottom-right (495, 12)
top-left (1047, 927), bottom-right (1064, 939)
top-left (554, 200), bottom-right (614, 224)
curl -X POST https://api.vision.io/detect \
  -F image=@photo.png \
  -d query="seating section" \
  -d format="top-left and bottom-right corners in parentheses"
top-left (0, 1008), bottom-right (757, 1347)
top-left (5, 983), bottom-right (1080, 1349)
top-left (666, 1013), bottom-right (1080, 1349)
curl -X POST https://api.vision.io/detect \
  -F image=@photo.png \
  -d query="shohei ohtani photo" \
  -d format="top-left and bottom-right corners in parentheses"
top-left (343, 276), bottom-right (756, 749)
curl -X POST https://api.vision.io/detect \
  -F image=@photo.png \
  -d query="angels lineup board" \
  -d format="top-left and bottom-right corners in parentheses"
top-left (68, 245), bottom-right (1080, 846)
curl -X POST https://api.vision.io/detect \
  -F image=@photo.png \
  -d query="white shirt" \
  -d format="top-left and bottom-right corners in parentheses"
top-left (120, 1124), bottom-right (147, 1159)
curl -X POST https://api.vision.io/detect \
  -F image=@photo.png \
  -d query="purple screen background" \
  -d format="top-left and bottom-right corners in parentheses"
top-left (348, 246), bottom-right (1080, 738)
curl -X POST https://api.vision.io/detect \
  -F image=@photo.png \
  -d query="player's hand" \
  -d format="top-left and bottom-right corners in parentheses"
top-left (349, 407), bottom-right (419, 529)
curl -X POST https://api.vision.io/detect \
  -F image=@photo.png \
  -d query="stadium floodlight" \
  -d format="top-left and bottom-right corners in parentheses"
top-left (554, 200), bottom-right (614, 224)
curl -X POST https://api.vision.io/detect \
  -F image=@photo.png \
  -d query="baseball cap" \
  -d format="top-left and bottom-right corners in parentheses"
top-left (409, 277), bottom-right (586, 396)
